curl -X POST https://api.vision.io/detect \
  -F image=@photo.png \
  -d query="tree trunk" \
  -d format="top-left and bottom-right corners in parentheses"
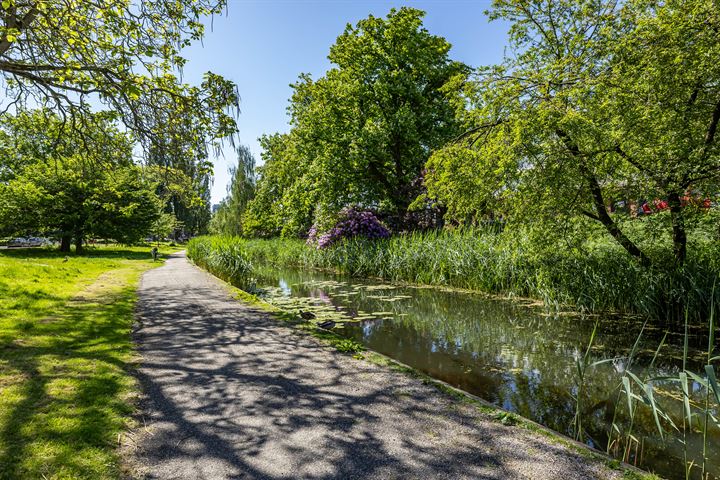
top-left (668, 191), bottom-right (687, 267)
top-left (584, 184), bottom-right (652, 268)
top-left (74, 234), bottom-right (83, 254)
top-left (556, 129), bottom-right (651, 267)
top-left (59, 235), bottom-right (71, 252)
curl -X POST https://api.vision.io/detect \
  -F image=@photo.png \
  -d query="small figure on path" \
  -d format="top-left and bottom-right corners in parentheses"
top-left (151, 246), bottom-right (158, 262)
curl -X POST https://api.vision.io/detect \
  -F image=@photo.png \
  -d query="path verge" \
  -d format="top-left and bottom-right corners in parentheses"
top-left (133, 252), bottom-right (654, 480)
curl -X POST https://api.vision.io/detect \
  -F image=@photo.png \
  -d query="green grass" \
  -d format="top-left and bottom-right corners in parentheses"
top-left (0, 245), bottom-right (179, 480)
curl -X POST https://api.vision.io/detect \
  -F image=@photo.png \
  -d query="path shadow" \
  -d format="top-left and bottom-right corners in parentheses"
top-left (133, 258), bottom-right (616, 480)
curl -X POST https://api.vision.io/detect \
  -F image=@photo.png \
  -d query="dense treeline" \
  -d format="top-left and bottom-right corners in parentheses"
top-left (0, 110), bottom-right (204, 251)
top-left (0, 1), bottom-right (243, 249)
top-left (210, 1), bottom-right (720, 320)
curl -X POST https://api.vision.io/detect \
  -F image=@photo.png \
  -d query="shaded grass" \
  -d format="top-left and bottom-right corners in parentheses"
top-left (0, 245), bottom-right (179, 480)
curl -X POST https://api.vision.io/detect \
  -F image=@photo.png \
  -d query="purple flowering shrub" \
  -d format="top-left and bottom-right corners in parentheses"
top-left (306, 224), bottom-right (319, 244)
top-left (307, 207), bottom-right (390, 249)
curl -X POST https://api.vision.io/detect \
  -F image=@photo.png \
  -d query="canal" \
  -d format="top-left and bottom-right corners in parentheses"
top-left (252, 265), bottom-right (720, 480)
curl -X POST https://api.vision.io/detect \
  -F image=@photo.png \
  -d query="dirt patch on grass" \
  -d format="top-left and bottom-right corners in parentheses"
top-left (70, 268), bottom-right (135, 304)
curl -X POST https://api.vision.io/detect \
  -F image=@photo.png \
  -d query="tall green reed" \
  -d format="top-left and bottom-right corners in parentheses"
top-left (224, 228), bottom-right (720, 322)
top-left (187, 236), bottom-right (254, 289)
top-left (577, 303), bottom-right (719, 478)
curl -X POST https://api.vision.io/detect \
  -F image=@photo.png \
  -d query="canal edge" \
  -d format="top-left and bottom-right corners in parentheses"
top-left (187, 258), bottom-right (660, 480)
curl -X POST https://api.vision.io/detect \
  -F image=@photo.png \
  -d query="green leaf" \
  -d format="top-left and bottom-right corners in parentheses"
top-left (645, 383), bottom-right (664, 440)
top-left (706, 365), bottom-right (720, 405)
top-left (679, 372), bottom-right (692, 426)
top-left (687, 370), bottom-right (709, 389)
top-left (622, 376), bottom-right (634, 419)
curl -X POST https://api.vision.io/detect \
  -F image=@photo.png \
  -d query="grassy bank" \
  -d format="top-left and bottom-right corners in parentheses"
top-left (0, 246), bottom-right (177, 479)
top-left (188, 228), bottom-right (720, 322)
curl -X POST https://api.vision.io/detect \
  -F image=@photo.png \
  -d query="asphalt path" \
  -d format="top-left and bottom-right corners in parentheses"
top-left (132, 251), bottom-right (622, 479)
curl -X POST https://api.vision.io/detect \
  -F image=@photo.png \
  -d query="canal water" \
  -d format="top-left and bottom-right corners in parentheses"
top-left (251, 266), bottom-right (719, 480)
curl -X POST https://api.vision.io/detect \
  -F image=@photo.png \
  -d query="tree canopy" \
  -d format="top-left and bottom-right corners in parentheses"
top-left (0, 110), bottom-right (184, 251)
top-left (423, 0), bottom-right (720, 267)
top-left (210, 145), bottom-right (256, 236)
top-left (0, 0), bottom-right (239, 155)
top-left (243, 7), bottom-right (468, 237)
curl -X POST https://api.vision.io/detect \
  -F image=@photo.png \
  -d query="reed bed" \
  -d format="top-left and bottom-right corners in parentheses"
top-left (187, 236), bottom-right (254, 289)
top-left (206, 228), bottom-right (720, 322)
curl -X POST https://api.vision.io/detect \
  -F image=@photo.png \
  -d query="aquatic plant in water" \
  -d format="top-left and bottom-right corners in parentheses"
top-left (575, 306), bottom-right (720, 479)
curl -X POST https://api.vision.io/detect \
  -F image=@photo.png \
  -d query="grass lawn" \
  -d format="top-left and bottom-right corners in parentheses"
top-left (0, 245), bottom-right (181, 480)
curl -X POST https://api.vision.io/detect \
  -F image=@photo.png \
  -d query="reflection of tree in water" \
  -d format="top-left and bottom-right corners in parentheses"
top-left (257, 266), bottom-right (720, 479)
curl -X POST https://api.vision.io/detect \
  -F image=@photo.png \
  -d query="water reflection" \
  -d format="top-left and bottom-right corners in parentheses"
top-left (253, 266), bottom-right (719, 480)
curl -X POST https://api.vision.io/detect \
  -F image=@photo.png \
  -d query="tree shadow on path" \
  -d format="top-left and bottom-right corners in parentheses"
top-left (132, 254), bottom-right (619, 480)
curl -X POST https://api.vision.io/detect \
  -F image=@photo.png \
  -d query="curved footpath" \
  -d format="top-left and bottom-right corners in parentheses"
top-left (132, 252), bottom-right (626, 479)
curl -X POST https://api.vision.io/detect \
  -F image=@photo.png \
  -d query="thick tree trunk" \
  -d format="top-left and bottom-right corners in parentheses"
top-left (667, 191), bottom-right (687, 267)
top-left (74, 234), bottom-right (84, 254)
top-left (583, 175), bottom-right (652, 268)
top-left (59, 235), bottom-right (71, 252)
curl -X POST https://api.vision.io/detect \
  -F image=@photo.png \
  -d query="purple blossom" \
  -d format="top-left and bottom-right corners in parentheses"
top-left (308, 208), bottom-right (390, 249)
top-left (306, 224), bottom-right (319, 245)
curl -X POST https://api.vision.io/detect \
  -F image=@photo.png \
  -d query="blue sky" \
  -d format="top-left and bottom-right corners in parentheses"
top-left (180, 1), bottom-right (509, 203)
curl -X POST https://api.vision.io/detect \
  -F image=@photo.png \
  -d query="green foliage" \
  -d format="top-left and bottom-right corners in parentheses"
top-left (423, 0), bottom-right (720, 267)
top-left (0, 111), bottom-right (167, 249)
top-left (494, 411), bottom-right (518, 426)
top-left (0, 109), bottom-right (133, 181)
top-left (186, 236), bottom-right (254, 289)
top-left (244, 7), bottom-right (467, 236)
top-left (0, 155), bottom-right (162, 248)
top-left (87, 166), bottom-right (163, 244)
top-left (333, 338), bottom-right (365, 354)
top-left (0, 1), bottom-right (239, 154)
top-left (210, 145), bottom-right (256, 236)
top-left (150, 213), bottom-right (184, 242)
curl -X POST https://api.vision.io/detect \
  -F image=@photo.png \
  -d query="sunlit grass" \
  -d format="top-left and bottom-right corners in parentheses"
top-left (0, 245), bottom-right (179, 480)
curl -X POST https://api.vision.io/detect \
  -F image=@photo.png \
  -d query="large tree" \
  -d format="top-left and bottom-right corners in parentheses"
top-left (210, 145), bottom-right (256, 236)
top-left (246, 7), bottom-right (468, 236)
top-left (1, 156), bottom-right (161, 251)
top-left (243, 132), bottom-right (317, 237)
top-left (0, 110), bottom-right (184, 251)
top-left (0, 1), bottom-right (239, 154)
top-left (423, 0), bottom-right (720, 267)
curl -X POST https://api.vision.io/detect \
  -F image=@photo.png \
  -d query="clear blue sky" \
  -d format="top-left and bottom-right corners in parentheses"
top-left (180, 1), bottom-right (509, 203)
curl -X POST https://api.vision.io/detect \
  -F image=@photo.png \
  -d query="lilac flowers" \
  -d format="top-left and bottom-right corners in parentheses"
top-left (307, 207), bottom-right (390, 249)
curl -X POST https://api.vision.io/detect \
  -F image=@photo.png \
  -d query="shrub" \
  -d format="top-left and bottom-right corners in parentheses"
top-left (308, 207), bottom-right (390, 249)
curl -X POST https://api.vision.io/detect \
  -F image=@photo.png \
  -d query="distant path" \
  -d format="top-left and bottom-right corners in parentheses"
top-left (133, 252), bottom-right (621, 479)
